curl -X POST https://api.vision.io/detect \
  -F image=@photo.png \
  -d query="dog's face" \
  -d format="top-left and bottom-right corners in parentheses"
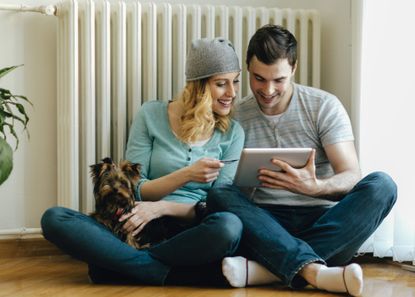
top-left (90, 157), bottom-right (141, 217)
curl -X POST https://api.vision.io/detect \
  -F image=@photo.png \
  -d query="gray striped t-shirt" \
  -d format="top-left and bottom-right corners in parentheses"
top-left (234, 83), bottom-right (354, 206)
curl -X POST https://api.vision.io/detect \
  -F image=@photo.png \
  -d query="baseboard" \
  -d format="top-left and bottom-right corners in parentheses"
top-left (400, 263), bottom-right (415, 272)
top-left (0, 237), bottom-right (64, 258)
top-left (0, 228), bottom-right (43, 240)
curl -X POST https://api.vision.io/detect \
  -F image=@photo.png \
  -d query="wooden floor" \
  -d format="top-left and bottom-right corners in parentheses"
top-left (0, 255), bottom-right (414, 297)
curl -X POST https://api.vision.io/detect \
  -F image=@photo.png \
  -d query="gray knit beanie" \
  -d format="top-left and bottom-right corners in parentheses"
top-left (185, 37), bottom-right (241, 81)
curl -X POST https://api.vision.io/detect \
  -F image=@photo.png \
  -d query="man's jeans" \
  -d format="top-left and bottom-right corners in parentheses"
top-left (41, 207), bottom-right (242, 285)
top-left (207, 171), bottom-right (397, 288)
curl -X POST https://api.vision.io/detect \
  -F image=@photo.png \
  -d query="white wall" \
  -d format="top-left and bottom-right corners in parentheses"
top-left (0, 0), bottom-right (57, 234)
top-left (0, 0), bottom-right (353, 234)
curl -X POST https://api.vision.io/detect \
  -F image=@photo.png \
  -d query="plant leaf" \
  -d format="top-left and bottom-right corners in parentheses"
top-left (0, 120), bottom-right (5, 138)
top-left (0, 88), bottom-right (12, 100)
top-left (2, 107), bottom-right (26, 127)
top-left (0, 137), bottom-right (13, 185)
top-left (15, 103), bottom-right (29, 124)
top-left (0, 65), bottom-right (23, 80)
top-left (2, 102), bottom-right (30, 125)
top-left (2, 122), bottom-right (19, 150)
top-left (0, 64), bottom-right (30, 152)
top-left (12, 95), bottom-right (33, 106)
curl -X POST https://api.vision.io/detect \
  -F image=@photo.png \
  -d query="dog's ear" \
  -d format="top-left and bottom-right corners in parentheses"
top-left (90, 158), bottom-right (114, 184)
top-left (90, 163), bottom-right (104, 184)
top-left (102, 157), bottom-right (113, 164)
top-left (120, 160), bottom-right (141, 185)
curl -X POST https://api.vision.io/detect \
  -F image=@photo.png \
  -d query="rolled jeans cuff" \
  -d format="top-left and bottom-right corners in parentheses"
top-left (289, 258), bottom-right (325, 289)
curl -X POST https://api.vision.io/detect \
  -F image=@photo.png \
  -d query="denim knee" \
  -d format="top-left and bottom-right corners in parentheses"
top-left (364, 171), bottom-right (398, 208)
top-left (41, 206), bottom-right (69, 240)
top-left (215, 212), bottom-right (243, 241)
top-left (205, 212), bottom-right (243, 255)
top-left (207, 185), bottom-right (242, 211)
top-left (207, 186), bottom-right (228, 209)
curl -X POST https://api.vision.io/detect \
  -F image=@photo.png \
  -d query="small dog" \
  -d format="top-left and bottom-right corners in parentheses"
top-left (89, 157), bottom-right (168, 249)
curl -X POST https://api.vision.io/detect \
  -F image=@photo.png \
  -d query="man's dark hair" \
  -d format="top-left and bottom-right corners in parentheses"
top-left (246, 24), bottom-right (297, 68)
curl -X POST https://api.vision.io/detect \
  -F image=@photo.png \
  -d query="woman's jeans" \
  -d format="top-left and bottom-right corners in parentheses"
top-left (41, 207), bottom-right (242, 285)
top-left (207, 171), bottom-right (397, 288)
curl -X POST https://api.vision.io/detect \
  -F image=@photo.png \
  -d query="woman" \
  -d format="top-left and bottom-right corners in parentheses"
top-left (41, 37), bottom-right (245, 286)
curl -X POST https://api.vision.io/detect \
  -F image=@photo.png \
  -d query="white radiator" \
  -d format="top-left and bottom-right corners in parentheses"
top-left (56, 0), bottom-right (321, 213)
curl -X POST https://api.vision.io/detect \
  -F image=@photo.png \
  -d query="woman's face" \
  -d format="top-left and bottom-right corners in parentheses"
top-left (208, 72), bottom-right (240, 116)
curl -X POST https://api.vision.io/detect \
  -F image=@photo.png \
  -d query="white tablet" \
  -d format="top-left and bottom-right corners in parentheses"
top-left (234, 148), bottom-right (312, 187)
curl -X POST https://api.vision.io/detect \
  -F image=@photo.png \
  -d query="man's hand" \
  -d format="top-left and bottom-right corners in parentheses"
top-left (258, 149), bottom-right (322, 196)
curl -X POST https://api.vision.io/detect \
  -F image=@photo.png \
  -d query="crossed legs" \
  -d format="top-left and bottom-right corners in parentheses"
top-left (41, 207), bottom-right (243, 285)
top-left (208, 171), bottom-right (397, 296)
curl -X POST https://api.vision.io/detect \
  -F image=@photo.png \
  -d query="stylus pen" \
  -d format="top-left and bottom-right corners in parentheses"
top-left (220, 159), bottom-right (239, 164)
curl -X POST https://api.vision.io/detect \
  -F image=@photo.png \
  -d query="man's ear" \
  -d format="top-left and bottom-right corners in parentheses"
top-left (291, 61), bottom-right (298, 76)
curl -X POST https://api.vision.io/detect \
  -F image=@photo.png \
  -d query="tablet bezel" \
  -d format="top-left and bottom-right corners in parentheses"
top-left (234, 148), bottom-right (312, 187)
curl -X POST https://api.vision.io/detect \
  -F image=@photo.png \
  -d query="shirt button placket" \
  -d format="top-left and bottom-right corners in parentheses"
top-left (187, 147), bottom-right (192, 161)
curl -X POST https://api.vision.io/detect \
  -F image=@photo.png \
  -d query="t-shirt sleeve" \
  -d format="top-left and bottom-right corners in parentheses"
top-left (317, 95), bottom-right (354, 146)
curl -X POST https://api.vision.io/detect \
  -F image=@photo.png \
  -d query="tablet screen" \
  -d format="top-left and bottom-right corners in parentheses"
top-left (234, 148), bottom-right (312, 187)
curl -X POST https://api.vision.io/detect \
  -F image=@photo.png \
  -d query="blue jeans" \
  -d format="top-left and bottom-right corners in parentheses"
top-left (207, 171), bottom-right (397, 288)
top-left (41, 207), bottom-right (242, 285)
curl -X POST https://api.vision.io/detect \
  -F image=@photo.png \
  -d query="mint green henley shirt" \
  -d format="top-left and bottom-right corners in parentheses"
top-left (126, 100), bottom-right (245, 204)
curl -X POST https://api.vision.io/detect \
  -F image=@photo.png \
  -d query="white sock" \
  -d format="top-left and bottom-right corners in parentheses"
top-left (316, 263), bottom-right (363, 296)
top-left (222, 256), bottom-right (280, 288)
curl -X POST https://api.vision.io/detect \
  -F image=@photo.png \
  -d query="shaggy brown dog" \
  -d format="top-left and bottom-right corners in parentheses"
top-left (89, 157), bottom-right (167, 249)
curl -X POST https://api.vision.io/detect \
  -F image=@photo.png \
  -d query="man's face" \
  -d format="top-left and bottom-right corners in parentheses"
top-left (248, 56), bottom-right (296, 115)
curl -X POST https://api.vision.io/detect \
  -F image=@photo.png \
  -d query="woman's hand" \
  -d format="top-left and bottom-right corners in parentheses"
top-left (120, 201), bottom-right (165, 236)
top-left (138, 158), bottom-right (224, 201)
top-left (185, 157), bottom-right (224, 183)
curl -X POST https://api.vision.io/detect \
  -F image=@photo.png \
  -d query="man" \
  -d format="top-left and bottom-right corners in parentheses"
top-left (207, 25), bottom-right (397, 296)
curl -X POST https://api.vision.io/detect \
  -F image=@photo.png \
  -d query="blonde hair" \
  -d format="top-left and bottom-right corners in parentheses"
top-left (175, 80), bottom-right (232, 144)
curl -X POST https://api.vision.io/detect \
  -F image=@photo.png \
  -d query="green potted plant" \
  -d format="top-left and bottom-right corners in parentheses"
top-left (0, 65), bottom-right (32, 185)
